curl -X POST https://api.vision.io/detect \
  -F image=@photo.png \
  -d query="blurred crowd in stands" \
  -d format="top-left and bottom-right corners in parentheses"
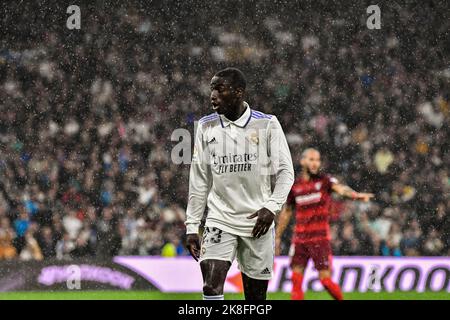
top-left (0, 1), bottom-right (448, 261)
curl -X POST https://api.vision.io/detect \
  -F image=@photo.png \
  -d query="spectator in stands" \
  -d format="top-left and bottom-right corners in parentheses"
top-left (422, 230), bottom-right (445, 256)
top-left (0, 217), bottom-right (17, 260)
top-left (37, 226), bottom-right (57, 259)
top-left (19, 229), bottom-right (43, 261)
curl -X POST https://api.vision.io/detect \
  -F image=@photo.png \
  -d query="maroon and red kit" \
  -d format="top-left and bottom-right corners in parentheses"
top-left (286, 173), bottom-right (337, 270)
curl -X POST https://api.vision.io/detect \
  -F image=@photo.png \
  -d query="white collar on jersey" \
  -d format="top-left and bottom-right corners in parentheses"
top-left (219, 101), bottom-right (252, 128)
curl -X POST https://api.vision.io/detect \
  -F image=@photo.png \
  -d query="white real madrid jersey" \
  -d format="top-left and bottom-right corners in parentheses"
top-left (185, 102), bottom-right (294, 237)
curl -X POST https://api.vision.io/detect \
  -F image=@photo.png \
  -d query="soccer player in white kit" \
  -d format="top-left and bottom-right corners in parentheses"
top-left (185, 68), bottom-right (294, 300)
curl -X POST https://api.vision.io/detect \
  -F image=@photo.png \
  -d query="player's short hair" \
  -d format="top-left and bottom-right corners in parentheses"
top-left (214, 67), bottom-right (246, 90)
top-left (301, 148), bottom-right (320, 159)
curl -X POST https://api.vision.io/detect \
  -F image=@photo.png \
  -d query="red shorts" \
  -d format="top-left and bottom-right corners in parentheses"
top-left (290, 240), bottom-right (332, 271)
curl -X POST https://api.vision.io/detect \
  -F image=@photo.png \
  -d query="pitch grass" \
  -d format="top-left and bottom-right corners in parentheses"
top-left (0, 291), bottom-right (448, 300)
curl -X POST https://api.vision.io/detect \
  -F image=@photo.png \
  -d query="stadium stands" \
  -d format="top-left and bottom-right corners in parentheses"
top-left (0, 1), bottom-right (448, 260)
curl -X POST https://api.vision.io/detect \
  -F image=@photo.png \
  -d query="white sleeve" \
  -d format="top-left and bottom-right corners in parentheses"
top-left (185, 124), bottom-right (212, 234)
top-left (263, 117), bottom-right (295, 215)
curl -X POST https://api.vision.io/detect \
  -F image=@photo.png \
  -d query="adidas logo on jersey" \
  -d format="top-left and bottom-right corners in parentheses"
top-left (207, 137), bottom-right (217, 144)
top-left (260, 268), bottom-right (271, 275)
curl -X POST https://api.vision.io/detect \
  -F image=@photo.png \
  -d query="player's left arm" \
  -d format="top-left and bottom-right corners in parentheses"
top-left (248, 116), bottom-right (295, 238)
top-left (331, 181), bottom-right (374, 202)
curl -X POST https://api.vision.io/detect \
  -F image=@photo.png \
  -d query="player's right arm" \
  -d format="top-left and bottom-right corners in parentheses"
top-left (185, 124), bottom-right (212, 261)
top-left (275, 203), bottom-right (293, 255)
top-left (331, 182), bottom-right (374, 202)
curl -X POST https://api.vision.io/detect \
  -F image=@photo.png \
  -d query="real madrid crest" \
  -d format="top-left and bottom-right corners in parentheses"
top-left (249, 131), bottom-right (259, 145)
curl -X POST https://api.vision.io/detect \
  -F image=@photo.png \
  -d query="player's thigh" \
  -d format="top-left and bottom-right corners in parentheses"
top-left (236, 228), bottom-right (275, 280)
top-left (318, 269), bottom-right (332, 280)
top-left (199, 227), bottom-right (238, 263)
top-left (200, 259), bottom-right (232, 292)
top-left (310, 241), bottom-right (333, 272)
top-left (289, 242), bottom-right (309, 271)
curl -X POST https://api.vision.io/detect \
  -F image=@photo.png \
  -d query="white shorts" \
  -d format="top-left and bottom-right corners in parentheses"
top-left (199, 226), bottom-right (275, 280)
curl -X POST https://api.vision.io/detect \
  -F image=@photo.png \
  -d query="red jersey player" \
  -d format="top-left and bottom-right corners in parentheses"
top-left (275, 148), bottom-right (374, 300)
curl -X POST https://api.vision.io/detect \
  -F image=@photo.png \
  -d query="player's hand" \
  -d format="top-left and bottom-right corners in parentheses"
top-left (275, 237), bottom-right (282, 256)
top-left (186, 234), bottom-right (201, 261)
top-left (247, 207), bottom-right (275, 238)
top-left (355, 192), bottom-right (375, 202)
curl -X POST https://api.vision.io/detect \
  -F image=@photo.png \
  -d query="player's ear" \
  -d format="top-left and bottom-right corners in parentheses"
top-left (300, 158), bottom-right (305, 167)
top-left (235, 87), bottom-right (244, 98)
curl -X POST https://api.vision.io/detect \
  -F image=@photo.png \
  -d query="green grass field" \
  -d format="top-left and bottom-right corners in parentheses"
top-left (0, 291), bottom-right (447, 300)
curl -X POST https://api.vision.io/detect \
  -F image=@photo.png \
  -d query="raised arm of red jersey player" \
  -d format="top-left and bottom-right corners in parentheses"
top-left (275, 203), bottom-right (293, 256)
top-left (331, 183), bottom-right (374, 202)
